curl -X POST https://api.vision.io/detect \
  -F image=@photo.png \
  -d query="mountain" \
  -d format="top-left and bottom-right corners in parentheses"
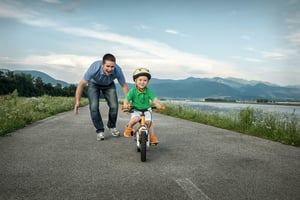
top-left (117, 77), bottom-right (300, 101)
top-left (2, 69), bottom-right (299, 101)
top-left (13, 70), bottom-right (70, 87)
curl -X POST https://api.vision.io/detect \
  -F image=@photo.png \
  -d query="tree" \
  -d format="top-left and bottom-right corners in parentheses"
top-left (35, 77), bottom-right (44, 96)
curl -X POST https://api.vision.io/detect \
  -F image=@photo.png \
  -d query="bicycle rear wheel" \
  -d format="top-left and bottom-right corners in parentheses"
top-left (140, 131), bottom-right (147, 162)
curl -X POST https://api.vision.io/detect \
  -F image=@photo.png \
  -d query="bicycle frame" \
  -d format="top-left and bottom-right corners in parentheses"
top-left (135, 111), bottom-right (151, 151)
top-left (122, 105), bottom-right (164, 162)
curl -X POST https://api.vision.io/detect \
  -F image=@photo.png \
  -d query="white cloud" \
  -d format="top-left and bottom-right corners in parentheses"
top-left (286, 31), bottom-right (300, 46)
top-left (134, 24), bottom-right (152, 31)
top-left (0, 1), bottom-right (33, 19)
top-left (41, 0), bottom-right (61, 4)
top-left (0, 1), bottom-right (261, 83)
top-left (262, 49), bottom-right (298, 60)
top-left (1, 0), bottom-right (298, 86)
top-left (165, 29), bottom-right (179, 35)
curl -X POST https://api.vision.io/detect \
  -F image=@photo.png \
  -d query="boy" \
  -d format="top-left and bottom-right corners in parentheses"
top-left (123, 67), bottom-right (163, 144)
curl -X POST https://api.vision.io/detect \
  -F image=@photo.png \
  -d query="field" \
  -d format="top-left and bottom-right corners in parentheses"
top-left (157, 103), bottom-right (300, 147)
top-left (0, 90), bottom-right (88, 136)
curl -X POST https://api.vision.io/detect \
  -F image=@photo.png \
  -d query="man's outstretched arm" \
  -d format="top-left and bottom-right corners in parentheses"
top-left (74, 79), bottom-right (87, 115)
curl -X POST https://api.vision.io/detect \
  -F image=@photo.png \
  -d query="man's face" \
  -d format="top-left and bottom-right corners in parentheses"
top-left (102, 60), bottom-right (115, 75)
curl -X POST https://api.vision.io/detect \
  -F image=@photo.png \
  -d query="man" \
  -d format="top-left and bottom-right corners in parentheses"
top-left (74, 53), bottom-right (128, 141)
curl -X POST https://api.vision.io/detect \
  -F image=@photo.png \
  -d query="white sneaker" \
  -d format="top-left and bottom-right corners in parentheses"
top-left (110, 128), bottom-right (120, 137)
top-left (97, 132), bottom-right (105, 141)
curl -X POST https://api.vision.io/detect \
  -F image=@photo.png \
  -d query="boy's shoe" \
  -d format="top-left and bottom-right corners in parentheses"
top-left (124, 127), bottom-right (132, 137)
top-left (97, 132), bottom-right (105, 141)
top-left (150, 135), bottom-right (159, 144)
top-left (110, 128), bottom-right (120, 137)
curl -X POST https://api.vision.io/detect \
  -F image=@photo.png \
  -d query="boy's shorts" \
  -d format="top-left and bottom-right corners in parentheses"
top-left (131, 110), bottom-right (152, 121)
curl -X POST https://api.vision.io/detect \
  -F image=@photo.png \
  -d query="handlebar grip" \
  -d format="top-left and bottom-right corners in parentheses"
top-left (121, 105), bottom-right (131, 110)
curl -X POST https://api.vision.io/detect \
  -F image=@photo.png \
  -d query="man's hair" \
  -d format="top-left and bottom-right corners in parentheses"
top-left (103, 53), bottom-right (116, 64)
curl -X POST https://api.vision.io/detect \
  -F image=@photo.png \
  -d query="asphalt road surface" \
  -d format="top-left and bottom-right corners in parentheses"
top-left (1, 103), bottom-right (300, 200)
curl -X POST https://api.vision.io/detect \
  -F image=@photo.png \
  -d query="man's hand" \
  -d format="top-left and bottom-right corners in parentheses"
top-left (74, 102), bottom-right (80, 115)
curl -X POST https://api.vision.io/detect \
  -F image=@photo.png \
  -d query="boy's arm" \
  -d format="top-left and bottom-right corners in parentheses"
top-left (123, 98), bottom-right (130, 108)
top-left (152, 97), bottom-right (162, 110)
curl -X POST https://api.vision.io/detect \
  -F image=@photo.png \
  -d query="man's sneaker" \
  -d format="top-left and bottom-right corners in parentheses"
top-left (150, 135), bottom-right (159, 145)
top-left (97, 132), bottom-right (105, 141)
top-left (124, 127), bottom-right (132, 137)
top-left (110, 128), bottom-right (120, 137)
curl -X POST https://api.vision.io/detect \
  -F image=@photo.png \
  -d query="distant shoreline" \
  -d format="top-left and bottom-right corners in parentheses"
top-left (160, 99), bottom-right (300, 107)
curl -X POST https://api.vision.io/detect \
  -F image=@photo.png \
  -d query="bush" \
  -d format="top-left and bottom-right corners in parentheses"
top-left (157, 103), bottom-right (300, 147)
top-left (0, 92), bottom-right (88, 136)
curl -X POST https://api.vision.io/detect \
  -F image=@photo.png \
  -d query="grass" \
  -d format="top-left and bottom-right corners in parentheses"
top-left (0, 90), bottom-right (88, 136)
top-left (2, 94), bottom-right (299, 147)
top-left (156, 103), bottom-right (300, 147)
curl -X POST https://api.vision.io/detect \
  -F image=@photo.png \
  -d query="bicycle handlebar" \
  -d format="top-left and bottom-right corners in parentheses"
top-left (121, 105), bottom-right (165, 112)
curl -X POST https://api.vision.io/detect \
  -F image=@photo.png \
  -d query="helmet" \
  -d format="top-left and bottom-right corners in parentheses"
top-left (133, 67), bottom-right (151, 81)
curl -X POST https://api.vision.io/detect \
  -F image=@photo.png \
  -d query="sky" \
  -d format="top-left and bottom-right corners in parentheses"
top-left (0, 0), bottom-right (300, 86)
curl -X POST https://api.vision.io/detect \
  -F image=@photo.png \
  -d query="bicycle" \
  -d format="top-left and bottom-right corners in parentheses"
top-left (121, 105), bottom-right (165, 162)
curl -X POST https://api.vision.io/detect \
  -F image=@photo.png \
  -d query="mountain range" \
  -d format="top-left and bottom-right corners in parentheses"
top-left (13, 70), bottom-right (70, 87)
top-left (138, 77), bottom-right (300, 101)
top-left (4, 69), bottom-right (300, 101)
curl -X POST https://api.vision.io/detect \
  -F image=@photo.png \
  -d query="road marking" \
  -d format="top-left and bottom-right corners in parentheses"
top-left (175, 178), bottom-right (211, 200)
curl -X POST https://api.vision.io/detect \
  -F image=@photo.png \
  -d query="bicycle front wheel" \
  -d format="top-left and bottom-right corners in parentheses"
top-left (140, 131), bottom-right (147, 162)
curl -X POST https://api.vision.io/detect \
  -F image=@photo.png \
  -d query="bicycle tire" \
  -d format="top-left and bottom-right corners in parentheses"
top-left (140, 131), bottom-right (147, 162)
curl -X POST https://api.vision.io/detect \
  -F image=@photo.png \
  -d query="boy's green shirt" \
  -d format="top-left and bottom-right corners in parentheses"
top-left (126, 87), bottom-right (156, 110)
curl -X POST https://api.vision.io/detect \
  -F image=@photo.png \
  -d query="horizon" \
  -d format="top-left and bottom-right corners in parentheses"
top-left (2, 68), bottom-right (299, 87)
top-left (0, 0), bottom-right (299, 86)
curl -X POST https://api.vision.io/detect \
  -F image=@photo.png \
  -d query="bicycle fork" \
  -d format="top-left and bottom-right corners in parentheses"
top-left (136, 126), bottom-right (150, 150)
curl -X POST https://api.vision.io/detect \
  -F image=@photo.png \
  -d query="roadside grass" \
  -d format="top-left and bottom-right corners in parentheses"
top-left (156, 103), bottom-right (300, 147)
top-left (0, 90), bottom-right (88, 136)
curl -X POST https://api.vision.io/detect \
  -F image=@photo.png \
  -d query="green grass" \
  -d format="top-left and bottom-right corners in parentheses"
top-left (156, 103), bottom-right (300, 147)
top-left (0, 90), bottom-right (88, 136)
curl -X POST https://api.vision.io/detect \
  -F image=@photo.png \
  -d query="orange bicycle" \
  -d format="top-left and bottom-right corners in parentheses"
top-left (122, 105), bottom-right (165, 162)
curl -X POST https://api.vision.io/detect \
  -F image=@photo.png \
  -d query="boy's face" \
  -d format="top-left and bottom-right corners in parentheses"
top-left (102, 60), bottom-right (115, 76)
top-left (135, 76), bottom-right (149, 89)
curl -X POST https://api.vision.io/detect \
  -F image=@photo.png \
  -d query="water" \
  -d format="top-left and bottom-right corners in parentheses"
top-left (165, 100), bottom-right (300, 120)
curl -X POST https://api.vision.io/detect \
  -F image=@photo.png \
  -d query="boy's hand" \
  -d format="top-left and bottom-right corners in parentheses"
top-left (121, 104), bottom-right (130, 110)
top-left (122, 104), bottom-right (131, 115)
top-left (155, 104), bottom-right (165, 110)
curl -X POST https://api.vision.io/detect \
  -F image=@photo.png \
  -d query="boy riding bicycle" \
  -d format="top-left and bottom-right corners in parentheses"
top-left (123, 67), bottom-right (163, 144)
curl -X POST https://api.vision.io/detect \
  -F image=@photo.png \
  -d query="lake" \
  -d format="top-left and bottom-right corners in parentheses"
top-left (164, 100), bottom-right (300, 120)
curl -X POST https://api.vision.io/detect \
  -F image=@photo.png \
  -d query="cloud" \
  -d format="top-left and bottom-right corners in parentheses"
top-left (0, 1), bottom-right (33, 19)
top-left (165, 29), bottom-right (179, 35)
top-left (134, 24), bottom-right (152, 31)
top-left (286, 31), bottom-right (300, 46)
top-left (41, 0), bottom-right (61, 4)
top-left (0, 0), bottom-right (248, 82)
top-left (3, 0), bottom-right (297, 86)
top-left (231, 56), bottom-right (263, 63)
top-left (262, 49), bottom-right (298, 60)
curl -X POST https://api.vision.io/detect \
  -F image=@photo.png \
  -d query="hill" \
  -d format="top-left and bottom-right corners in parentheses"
top-left (117, 77), bottom-right (300, 101)
top-left (2, 69), bottom-right (299, 101)
top-left (13, 70), bottom-right (69, 87)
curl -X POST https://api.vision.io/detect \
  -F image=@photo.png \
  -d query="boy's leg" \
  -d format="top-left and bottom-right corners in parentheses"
top-left (124, 111), bottom-right (140, 137)
top-left (88, 82), bottom-right (104, 133)
top-left (145, 111), bottom-right (159, 144)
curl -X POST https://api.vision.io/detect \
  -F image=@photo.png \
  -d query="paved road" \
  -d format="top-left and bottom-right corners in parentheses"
top-left (1, 104), bottom-right (300, 200)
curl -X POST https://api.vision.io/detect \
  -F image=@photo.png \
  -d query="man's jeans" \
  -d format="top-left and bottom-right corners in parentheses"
top-left (88, 82), bottom-right (118, 133)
